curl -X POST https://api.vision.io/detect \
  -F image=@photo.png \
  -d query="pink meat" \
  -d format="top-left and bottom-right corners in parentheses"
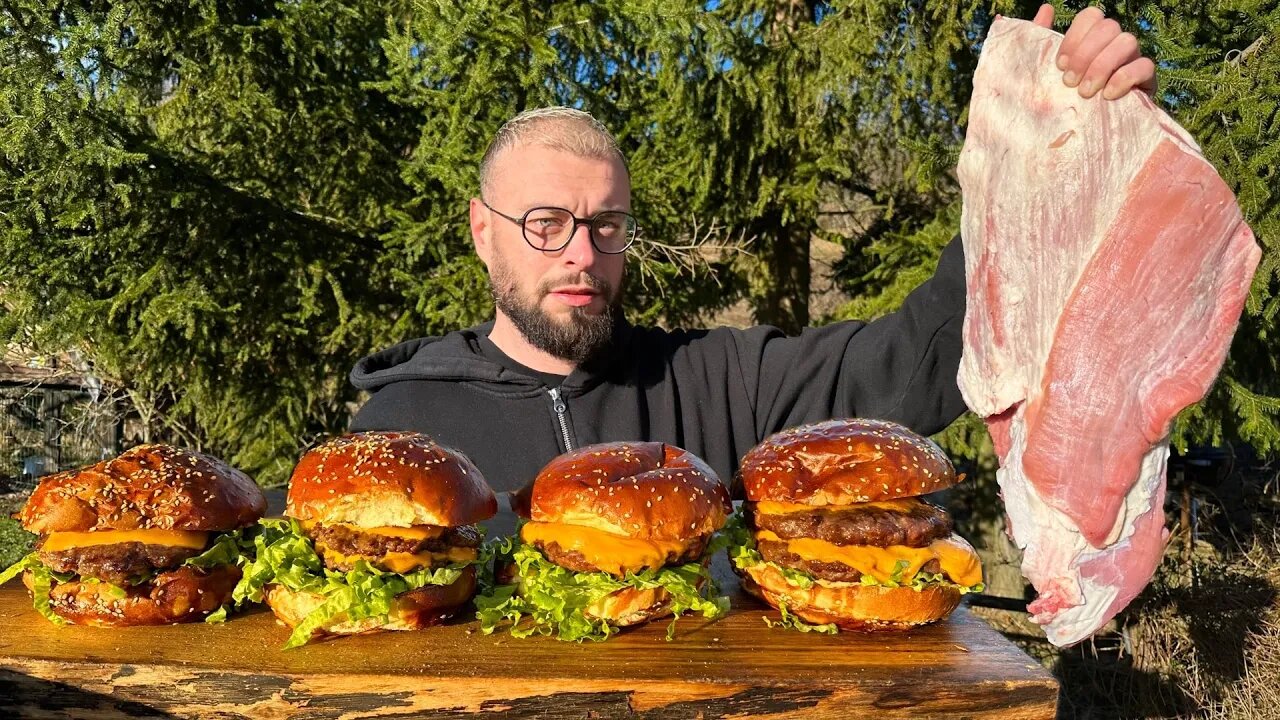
top-left (956, 18), bottom-right (1260, 646)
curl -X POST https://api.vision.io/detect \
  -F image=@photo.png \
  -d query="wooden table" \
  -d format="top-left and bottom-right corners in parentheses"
top-left (0, 505), bottom-right (1058, 718)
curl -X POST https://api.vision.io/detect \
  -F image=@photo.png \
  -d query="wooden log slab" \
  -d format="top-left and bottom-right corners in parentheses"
top-left (0, 505), bottom-right (1058, 718)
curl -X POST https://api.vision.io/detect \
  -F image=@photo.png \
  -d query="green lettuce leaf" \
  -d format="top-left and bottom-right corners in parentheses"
top-left (475, 540), bottom-right (729, 643)
top-left (0, 553), bottom-right (68, 625)
top-left (181, 527), bottom-right (261, 624)
top-left (186, 528), bottom-right (252, 569)
top-left (230, 518), bottom-right (477, 648)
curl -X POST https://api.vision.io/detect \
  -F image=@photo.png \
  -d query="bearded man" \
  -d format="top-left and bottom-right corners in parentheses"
top-left (349, 6), bottom-right (1158, 493)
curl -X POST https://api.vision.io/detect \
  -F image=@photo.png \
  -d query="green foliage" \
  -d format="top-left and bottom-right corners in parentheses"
top-left (1, 0), bottom-right (426, 483)
top-left (0, 519), bottom-right (36, 576)
top-left (1146, 0), bottom-right (1280, 454)
top-left (0, 0), bottom-right (1274, 484)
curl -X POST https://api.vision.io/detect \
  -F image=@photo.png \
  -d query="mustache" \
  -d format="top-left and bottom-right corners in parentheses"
top-left (538, 273), bottom-right (612, 296)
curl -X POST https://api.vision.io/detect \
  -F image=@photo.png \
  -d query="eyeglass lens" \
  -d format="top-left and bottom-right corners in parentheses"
top-left (522, 207), bottom-right (635, 253)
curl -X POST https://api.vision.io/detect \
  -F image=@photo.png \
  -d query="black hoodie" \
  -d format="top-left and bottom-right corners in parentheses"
top-left (349, 236), bottom-right (968, 495)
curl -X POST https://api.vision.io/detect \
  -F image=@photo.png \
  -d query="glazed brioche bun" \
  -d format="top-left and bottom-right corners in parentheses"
top-left (19, 444), bottom-right (266, 534)
top-left (516, 441), bottom-right (730, 541)
top-left (585, 584), bottom-right (677, 627)
top-left (286, 431), bottom-right (497, 528)
top-left (737, 562), bottom-right (962, 630)
top-left (263, 566), bottom-right (478, 638)
top-left (24, 564), bottom-right (242, 627)
top-left (738, 418), bottom-right (958, 505)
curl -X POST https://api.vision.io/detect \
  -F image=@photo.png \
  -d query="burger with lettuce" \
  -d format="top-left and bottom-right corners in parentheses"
top-left (0, 444), bottom-right (265, 626)
top-left (232, 431), bottom-right (497, 648)
top-left (727, 418), bottom-right (984, 632)
top-left (477, 441), bottom-right (731, 641)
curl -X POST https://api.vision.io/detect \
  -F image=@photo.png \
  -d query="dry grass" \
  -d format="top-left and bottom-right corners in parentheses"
top-left (964, 462), bottom-right (1280, 719)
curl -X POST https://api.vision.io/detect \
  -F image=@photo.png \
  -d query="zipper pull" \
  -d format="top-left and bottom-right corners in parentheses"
top-left (549, 387), bottom-right (567, 413)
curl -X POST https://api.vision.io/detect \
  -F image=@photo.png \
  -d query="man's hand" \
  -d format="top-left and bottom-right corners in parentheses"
top-left (1032, 4), bottom-right (1157, 101)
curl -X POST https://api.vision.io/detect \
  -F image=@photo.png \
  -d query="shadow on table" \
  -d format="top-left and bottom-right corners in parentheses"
top-left (0, 668), bottom-right (179, 719)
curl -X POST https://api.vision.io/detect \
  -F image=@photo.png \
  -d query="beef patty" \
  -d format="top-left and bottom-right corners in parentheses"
top-left (38, 541), bottom-right (203, 585)
top-left (757, 539), bottom-right (944, 583)
top-left (749, 500), bottom-right (953, 548)
top-left (532, 533), bottom-right (712, 577)
top-left (308, 523), bottom-right (481, 571)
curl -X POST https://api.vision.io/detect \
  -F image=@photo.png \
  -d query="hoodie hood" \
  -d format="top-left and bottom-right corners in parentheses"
top-left (350, 320), bottom-right (632, 395)
top-left (350, 322), bottom-right (531, 390)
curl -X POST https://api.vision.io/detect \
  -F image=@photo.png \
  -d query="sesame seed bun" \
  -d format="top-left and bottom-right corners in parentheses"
top-left (737, 562), bottom-right (963, 630)
top-left (286, 432), bottom-right (497, 529)
top-left (262, 566), bottom-right (477, 639)
top-left (24, 564), bottom-right (242, 626)
top-left (737, 418), bottom-right (958, 505)
top-left (19, 444), bottom-right (267, 534)
top-left (515, 442), bottom-right (730, 542)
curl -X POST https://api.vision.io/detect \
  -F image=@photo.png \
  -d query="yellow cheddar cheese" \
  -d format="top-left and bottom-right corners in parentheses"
top-left (755, 530), bottom-right (982, 587)
top-left (41, 529), bottom-right (210, 552)
top-left (520, 522), bottom-right (691, 576)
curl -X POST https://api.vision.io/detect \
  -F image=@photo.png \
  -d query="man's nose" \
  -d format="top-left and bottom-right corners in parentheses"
top-left (559, 223), bottom-right (598, 267)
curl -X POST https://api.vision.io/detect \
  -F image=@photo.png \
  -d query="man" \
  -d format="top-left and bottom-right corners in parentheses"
top-left (349, 6), bottom-right (1158, 493)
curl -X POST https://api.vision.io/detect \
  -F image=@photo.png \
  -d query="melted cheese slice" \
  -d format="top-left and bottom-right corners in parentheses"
top-left (41, 529), bottom-right (210, 552)
top-left (520, 522), bottom-right (691, 576)
top-left (318, 545), bottom-right (477, 574)
top-left (755, 530), bottom-right (982, 587)
top-left (754, 499), bottom-right (921, 515)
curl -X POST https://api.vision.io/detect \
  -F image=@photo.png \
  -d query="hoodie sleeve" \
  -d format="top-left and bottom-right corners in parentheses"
top-left (731, 234), bottom-right (968, 440)
top-left (349, 386), bottom-right (418, 433)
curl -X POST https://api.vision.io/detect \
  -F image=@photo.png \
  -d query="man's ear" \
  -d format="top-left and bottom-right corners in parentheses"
top-left (469, 197), bottom-right (492, 267)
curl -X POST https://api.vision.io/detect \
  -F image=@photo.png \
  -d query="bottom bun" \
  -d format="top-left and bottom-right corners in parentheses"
top-left (24, 564), bottom-right (241, 627)
top-left (265, 565), bottom-right (477, 638)
top-left (584, 585), bottom-right (673, 627)
top-left (740, 563), bottom-right (962, 630)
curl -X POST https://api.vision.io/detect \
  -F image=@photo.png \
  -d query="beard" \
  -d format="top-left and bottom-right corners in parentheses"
top-left (488, 255), bottom-right (622, 366)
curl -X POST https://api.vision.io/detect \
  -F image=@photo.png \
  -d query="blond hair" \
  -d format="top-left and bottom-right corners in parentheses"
top-left (479, 107), bottom-right (627, 197)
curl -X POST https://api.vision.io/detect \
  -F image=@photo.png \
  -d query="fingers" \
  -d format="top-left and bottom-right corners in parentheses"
top-left (1057, 6), bottom-right (1105, 70)
top-left (1053, 6), bottom-right (1159, 101)
top-left (1032, 3), bottom-right (1054, 28)
top-left (1101, 56), bottom-right (1157, 100)
top-left (1077, 31), bottom-right (1140, 98)
top-left (1062, 18), bottom-right (1123, 90)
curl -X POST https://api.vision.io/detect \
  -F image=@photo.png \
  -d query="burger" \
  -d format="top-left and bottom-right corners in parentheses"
top-left (727, 418), bottom-right (984, 631)
top-left (478, 441), bottom-right (732, 641)
top-left (235, 431), bottom-right (497, 648)
top-left (0, 444), bottom-right (266, 626)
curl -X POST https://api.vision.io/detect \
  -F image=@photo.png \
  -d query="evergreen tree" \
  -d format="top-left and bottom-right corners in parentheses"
top-left (1, 0), bottom-right (464, 481)
top-left (0, 0), bottom-right (1274, 486)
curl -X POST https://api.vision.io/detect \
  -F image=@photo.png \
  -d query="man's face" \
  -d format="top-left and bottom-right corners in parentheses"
top-left (470, 144), bottom-right (630, 364)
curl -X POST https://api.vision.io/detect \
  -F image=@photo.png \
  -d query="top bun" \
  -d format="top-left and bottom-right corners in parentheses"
top-left (20, 444), bottom-right (266, 533)
top-left (517, 442), bottom-right (730, 542)
top-left (738, 418), bottom-right (957, 505)
top-left (286, 431), bottom-right (497, 528)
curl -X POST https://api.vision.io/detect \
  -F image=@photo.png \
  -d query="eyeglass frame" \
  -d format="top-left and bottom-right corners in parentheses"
top-left (479, 199), bottom-right (637, 255)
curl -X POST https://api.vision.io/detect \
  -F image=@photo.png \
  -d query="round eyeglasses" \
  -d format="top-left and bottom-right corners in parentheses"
top-left (481, 200), bottom-right (637, 254)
